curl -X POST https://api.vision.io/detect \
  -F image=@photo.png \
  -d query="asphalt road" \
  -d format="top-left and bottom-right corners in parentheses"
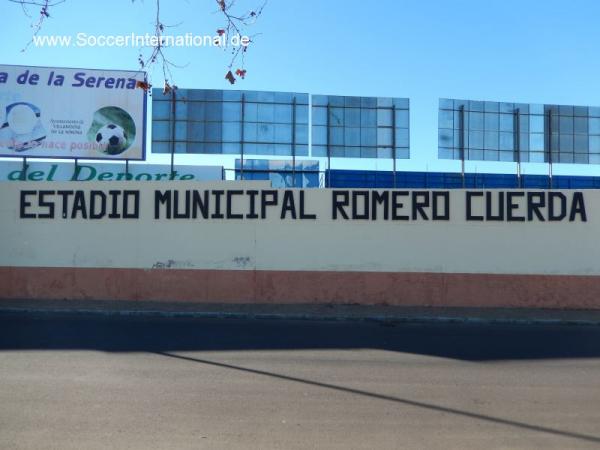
top-left (1, 313), bottom-right (599, 449)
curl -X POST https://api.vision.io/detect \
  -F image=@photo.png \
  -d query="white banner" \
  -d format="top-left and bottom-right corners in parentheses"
top-left (0, 161), bottom-right (223, 182)
top-left (0, 64), bottom-right (146, 160)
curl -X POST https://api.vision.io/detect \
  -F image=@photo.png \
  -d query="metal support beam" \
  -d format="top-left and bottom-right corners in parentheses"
top-left (170, 90), bottom-right (176, 178)
top-left (326, 102), bottom-right (331, 188)
top-left (459, 105), bottom-right (465, 188)
top-left (547, 109), bottom-right (553, 189)
top-left (21, 157), bottom-right (27, 181)
top-left (292, 96), bottom-right (297, 188)
top-left (514, 108), bottom-right (522, 188)
top-left (240, 93), bottom-right (245, 181)
top-left (391, 105), bottom-right (397, 189)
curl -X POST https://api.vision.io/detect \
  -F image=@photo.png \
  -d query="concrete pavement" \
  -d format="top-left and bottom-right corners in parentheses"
top-left (1, 313), bottom-right (599, 449)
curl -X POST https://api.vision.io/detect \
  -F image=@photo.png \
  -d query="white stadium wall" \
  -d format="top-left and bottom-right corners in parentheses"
top-left (1, 181), bottom-right (599, 309)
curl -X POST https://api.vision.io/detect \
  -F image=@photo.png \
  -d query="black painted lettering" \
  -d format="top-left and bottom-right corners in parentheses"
top-left (246, 190), bottom-right (259, 219)
top-left (71, 191), bottom-right (87, 219)
top-left (412, 191), bottom-right (429, 220)
top-left (281, 189), bottom-right (296, 219)
top-left (332, 191), bottom-right (349, 220)
top-left (261, 190), bottom-right (278, 219)
top-left (548, 192), bottom-right (567, 221)
top-left (432, 191), bottom-right (449, 220)
top-left (352, 191), bottom-right (370, 220)
top-left (212, 190), bottom-right (225, 219)
top-left (507, 192), bottom-right (525, 222)
top-left (38, 190), bottom-right (56, 219)
top-left (123, 190), bottom-right (139, 219)
top-left (466, 191), bottom-right (483, 221)
top-left (227, 190), bottom-right (244, 219)
top-left (485, 191), bottom-right (504, 221)
top-left (391, 191), bottom-right (409, 220)
top-left (527, 192), bottom-right (545, 221)
top-left (192, 190), bottom-right (209, 219)
top-left (173, 190), bottom-right (191, 219)
top-left (108, 191), bottom-right (121, 219)
top-left (569, 192), bottom-right (587, 222)
top-left (299, 191), bottom-right (316, 219)
top-left (155, 190), bottom-right (171, 219)
top-left (20, 190), bottom-right (36, 218)
top-left (372, 191), bottom-right (389, 220)
top-left (57, 190), bottom-right (74, 219)
top-left (281, 190), bottom-right (297, 219)
top-left (89, 191), bottom-right (106, 219)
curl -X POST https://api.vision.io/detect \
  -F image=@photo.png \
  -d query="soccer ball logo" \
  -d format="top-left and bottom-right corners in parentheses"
top-left (96, 123), bottom-right (127, 154)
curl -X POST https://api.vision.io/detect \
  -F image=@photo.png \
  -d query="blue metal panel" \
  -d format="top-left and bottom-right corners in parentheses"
top-left (516, 175), bottom-right (549, 188)
top-left (479, 174), bottom-right (519, 188)
top-left (554, 176), bottom-right (597, 189)
top-left (327, 169), bottom-right (600, 189)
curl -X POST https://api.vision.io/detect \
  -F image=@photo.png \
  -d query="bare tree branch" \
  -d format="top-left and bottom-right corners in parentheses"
top-left (9, 0), bottom-right (266, 90)
top-left (216, 0), bottom-right (267, 84)
top-left (10, 0), bottom-right (66, 52)
top-left (7, 0), bottom-right (64, 5)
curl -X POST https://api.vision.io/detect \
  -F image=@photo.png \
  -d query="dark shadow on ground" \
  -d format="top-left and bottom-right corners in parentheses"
top-left (152, 350), bottom-right (600, 445)
top-left (1, 312), bottom-right (599, 361)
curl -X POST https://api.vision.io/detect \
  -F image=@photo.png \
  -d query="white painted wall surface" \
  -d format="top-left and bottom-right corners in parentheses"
top-left (0, 181), bottom-right (598, 275)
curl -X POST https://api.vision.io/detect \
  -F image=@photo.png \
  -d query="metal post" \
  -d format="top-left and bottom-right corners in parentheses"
top-left (240, 93), bottom-right (245, 181)
top-left (326, 101), bottom-right (331, 188)
top-left (391, 104), bottom-right (397, 189)
top-left (292, 96), bottom-right (297, 188)
top-left (459, 105), bottom-right (465, 188)
top-left (514, 108), bottom-right (522, 188)
top-left (170, 89), bottom-right (176, 178)
top-left (547, 109), bottom-right (553, 189)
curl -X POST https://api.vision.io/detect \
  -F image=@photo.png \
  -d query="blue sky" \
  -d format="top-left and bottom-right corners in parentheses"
top-left (3, 0), bottom-right (600, 175)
